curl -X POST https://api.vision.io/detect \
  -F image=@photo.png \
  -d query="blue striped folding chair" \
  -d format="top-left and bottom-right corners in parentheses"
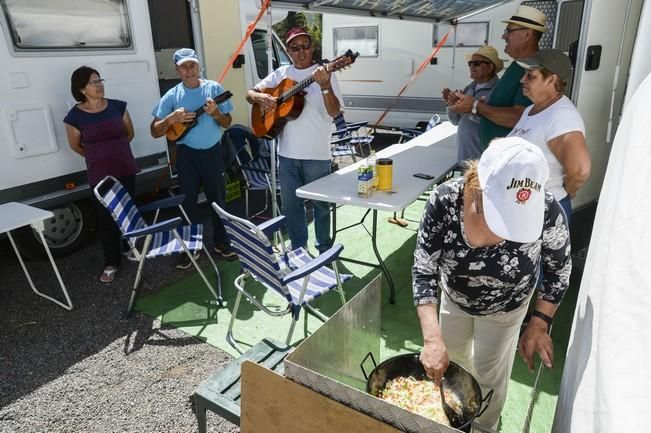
top-left (211, 202), bottom-right (350, 353)
top-left (330, 113), bottom-right (356, 162)
top-left (94, 176), bottom-right (223, 315)
top-left (225, 125), bottom-right (281, 218)
top-left (334, 113), bottom-right (374, 156)
top-left (399, 113), bottom-right (442, 143)
top-left (331, 113), bottom-right (374, 162)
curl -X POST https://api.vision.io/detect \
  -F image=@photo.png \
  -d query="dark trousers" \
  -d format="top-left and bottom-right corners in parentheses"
top-left (175, 143), bottom-right (228, 246)
top-left (93, 174), bottom-right (136, 268)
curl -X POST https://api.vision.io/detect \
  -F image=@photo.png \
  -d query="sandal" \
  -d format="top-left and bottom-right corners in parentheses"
top-left (100, 266), bottom-right (118, 283)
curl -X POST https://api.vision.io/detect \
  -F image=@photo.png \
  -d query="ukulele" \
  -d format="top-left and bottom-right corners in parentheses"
top-left (166, 90), bottom-right (233, 141)
top-left (250, 49), bottom-right (359, 138)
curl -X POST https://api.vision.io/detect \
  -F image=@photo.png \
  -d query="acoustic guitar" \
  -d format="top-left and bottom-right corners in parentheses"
top-left (251, 49), bottom-right (359, 138)
top-left (166, 90), bottom-right (233, 141)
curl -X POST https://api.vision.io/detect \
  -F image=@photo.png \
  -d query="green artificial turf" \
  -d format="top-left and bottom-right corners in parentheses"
top-left (136, 201), bottom-right (578, 433)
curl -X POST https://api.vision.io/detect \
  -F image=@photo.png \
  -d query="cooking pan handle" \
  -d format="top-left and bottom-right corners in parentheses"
top-left (477, 389), bottom-right (494, 417)
top-left (360, 352), bottom-right (378, 381)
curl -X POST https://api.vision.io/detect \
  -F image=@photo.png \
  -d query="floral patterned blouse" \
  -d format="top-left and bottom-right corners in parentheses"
top-left (412, 178), bottom-right (571, 316)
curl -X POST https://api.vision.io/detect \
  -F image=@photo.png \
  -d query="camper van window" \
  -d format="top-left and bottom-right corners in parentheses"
top-left (252, 29), bottom-right (291, 79)
top-left (1, 0), bottom-right (131, 50)
top-left (434, 22), bottom-right (489, 47)
top-left (333, 26), bottom-right (378, 57)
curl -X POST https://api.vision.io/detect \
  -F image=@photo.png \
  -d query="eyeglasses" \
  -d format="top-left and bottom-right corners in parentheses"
top-left (288, 43), bottom-right (311, 52)
top-left (503, 27), bottom-right (528, 35)
top-left (87, 78), bottom-right (105, 86)
top-left (468, 60), bottom-right (491, 67)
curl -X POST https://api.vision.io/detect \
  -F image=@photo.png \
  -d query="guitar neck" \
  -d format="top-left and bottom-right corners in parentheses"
top-left (192, 91), bottom-right (233, 116)
top-left (276, 55), bottom-right (353, 103)
top-left (278, 75), bottom-right (316, 103)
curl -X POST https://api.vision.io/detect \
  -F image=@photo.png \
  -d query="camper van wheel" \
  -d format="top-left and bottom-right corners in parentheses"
top-left (14, 200), bottom-right (95, 259)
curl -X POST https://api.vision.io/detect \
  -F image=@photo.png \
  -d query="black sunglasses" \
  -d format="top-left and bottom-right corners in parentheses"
top-left (468, 60), bottom-right (491, 67)
top-left (288, 43), bottom-right (311, 52)
top-left (503, 27), bottom-right (528, 35)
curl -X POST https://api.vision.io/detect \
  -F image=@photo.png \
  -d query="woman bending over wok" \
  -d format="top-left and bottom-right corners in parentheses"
top-left (412, 137), bottom-right (571, 430)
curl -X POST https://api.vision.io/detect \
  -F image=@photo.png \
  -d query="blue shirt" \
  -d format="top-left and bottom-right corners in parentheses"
top-left (152, 80), bottom-right (233, 149)
top-left (446, 76), bottom-right (498, 161)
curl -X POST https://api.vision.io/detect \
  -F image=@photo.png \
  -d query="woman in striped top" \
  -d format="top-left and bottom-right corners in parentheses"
top-left (64, 66), bottom-right (139, 283)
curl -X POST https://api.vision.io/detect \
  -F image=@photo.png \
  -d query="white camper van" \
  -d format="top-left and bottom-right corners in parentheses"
top-left (0, 0), bottom-right (289, 257)
top-left (321, 1), bottom-right (522, 130)
top-left (3, 0), bottom-right (648, 255)
top-left (277, 0), bottom-right (650, 217)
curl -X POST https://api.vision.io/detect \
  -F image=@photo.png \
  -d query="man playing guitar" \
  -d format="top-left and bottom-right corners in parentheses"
top-left (246, 27), bottom-right (343, 254)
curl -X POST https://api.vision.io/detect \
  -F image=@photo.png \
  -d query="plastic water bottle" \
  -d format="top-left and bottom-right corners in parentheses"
top-left (367, 151), bottom-right (378, 191)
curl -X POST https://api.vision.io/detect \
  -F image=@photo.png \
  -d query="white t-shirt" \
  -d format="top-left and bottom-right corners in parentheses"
top-left (508, 95), bottom-right (585, 200)
top-left (255, 64), bottom-right (344, 160)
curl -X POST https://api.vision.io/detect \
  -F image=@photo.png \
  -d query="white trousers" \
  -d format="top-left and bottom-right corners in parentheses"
top-left (439, 291), bottom-right (531, 430)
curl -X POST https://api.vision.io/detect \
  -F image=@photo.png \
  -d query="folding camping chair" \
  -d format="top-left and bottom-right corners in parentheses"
top-left (224, 124), bottom-right (281, 218)
top-left (212, 203), bottom-right (350, 354)
top-left (330, 113), bottom-right (374, 162)
top-left (398, 113), bottom-right (442, 143)
top-left (94, 176), bottom-right (223, 315)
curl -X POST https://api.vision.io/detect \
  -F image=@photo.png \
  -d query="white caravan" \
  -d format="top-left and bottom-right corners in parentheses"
top-left (321, 1), bottom-right (522, 130)
top-left (275, 0), bottom-right (650, 214)
top-left (3, 0), bottom-right (648, 254)
top-left (0, 0), bottom-right (289, 257)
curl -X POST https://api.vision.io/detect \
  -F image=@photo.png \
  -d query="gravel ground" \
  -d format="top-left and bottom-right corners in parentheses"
top-left (0, 136), bottom-right (392, 433)
top-left (0, 206), bottom-right (240, 433)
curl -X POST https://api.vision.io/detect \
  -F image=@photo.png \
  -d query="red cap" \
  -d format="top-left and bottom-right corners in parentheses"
top-left (285, 27), bottom-right (311, 45)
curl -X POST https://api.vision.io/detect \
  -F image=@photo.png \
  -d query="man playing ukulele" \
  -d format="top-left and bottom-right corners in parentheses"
top-left (150, 48), bottom-right (236, 267)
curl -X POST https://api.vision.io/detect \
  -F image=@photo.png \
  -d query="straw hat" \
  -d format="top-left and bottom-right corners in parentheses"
top-left (502, 5), bottom-right (547, 33)
top-left (466, 45), bottom-right (505, 73)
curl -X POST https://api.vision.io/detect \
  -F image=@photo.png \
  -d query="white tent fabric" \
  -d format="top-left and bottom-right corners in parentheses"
top-left (552, 72), bottom-right (651, 433)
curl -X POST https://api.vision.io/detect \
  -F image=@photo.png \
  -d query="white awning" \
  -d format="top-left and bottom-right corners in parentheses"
top-left (270, 0), bottom-right (510, 22)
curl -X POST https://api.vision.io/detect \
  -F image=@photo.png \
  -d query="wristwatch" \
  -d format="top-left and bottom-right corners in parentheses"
top-left (531, 310), bottom-right (554, 328)
top-left (471, 99), bottom-right (480, 115)
top-left (321, 88), bottom-right (331, 95)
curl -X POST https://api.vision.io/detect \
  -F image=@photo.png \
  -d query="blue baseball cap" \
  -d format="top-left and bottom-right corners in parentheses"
top-left (173, 48), bottom-right (199, 66)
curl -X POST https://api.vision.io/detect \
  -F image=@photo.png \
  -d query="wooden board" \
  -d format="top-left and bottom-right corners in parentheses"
top-left (240, 360), bottom-right (402, 433)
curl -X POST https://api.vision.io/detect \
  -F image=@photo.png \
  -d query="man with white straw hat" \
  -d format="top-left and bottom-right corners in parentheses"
top-left (444, 45), bottom-right (504, 161)
top-left (453, 4), bottom-right (548, 150)
top-left (413, 136), bottom-right (571, 429)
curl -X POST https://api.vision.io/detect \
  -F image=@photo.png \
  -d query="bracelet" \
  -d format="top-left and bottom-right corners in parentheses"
top-left (531, 310), bottom-right (553, 327)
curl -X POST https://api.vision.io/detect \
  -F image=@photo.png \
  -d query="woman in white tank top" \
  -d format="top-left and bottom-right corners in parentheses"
top-left (507, 49), bottom-right (591, 220)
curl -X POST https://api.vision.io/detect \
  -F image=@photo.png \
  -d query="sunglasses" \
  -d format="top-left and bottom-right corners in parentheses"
top-left (288, 43), bottom-right (311, 52)
top-left (503, 27), bottom-right (528, 35)
top-left (468, 60), bottom-right (492, 67)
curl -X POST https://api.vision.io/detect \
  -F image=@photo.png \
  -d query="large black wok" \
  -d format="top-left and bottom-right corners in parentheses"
top-left (361, 353), bottom-right (493, 432)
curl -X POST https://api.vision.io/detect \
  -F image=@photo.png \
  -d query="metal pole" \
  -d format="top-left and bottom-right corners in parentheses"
top-left (267, 2), bottom-right (279, 219)
top-left (188, 0), bottom-right (207, 77)
top-left (605, 0), bottom-right (633, 143)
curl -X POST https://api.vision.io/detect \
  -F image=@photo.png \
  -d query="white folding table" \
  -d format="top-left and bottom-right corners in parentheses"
top-left (296, 122), bottom-right (459, 303)
top-left (1, 202), bottom-right (73, 310)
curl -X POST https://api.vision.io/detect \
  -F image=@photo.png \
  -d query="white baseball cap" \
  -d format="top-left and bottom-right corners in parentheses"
top-left (478, 137), bottom-right (550, 243)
